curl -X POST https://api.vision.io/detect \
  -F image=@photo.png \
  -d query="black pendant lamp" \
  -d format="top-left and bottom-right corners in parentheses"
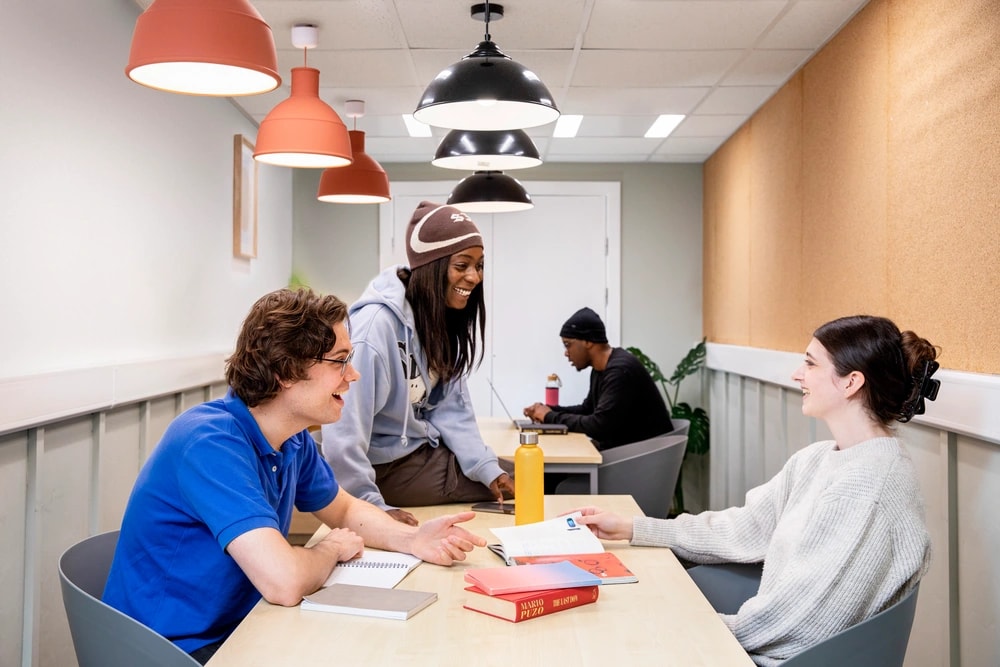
top-left (447, 171), bottom-right (533, 213)
top-left (413, 3), bottom-right (559, 131)
top-left (432, 129), bottom-right (542, 171)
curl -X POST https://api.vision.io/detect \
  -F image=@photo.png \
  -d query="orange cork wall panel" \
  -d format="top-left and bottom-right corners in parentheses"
top-left (800, 0), bottom-right (891, 334)
top-left (748, 74), bottom-right (805, 352)
top-left (885, 0), bottom-right (1000, 373)
top-left (702, 0), bottom-right (998, 372)
top-left (703, 124), bottom-right (752, 345)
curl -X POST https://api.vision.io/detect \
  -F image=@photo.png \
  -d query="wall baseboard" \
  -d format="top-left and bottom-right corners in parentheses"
top-left (706, 343), bottom-right (1000, 446)
top-left (0, 354), bottom-right (228, 437)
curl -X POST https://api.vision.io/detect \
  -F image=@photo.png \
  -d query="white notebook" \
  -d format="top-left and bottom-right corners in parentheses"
top-left (322, 549), bottom-right (422, 589)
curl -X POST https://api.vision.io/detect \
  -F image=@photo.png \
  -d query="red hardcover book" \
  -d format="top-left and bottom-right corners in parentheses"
top-left (463, 585), bottom-right (599, 623)
top-left (510, 552), bottom-right (638, 585)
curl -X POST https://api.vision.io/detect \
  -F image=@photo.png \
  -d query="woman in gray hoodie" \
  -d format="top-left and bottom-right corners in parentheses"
top-left (322, 201), bottom-right (514, 525)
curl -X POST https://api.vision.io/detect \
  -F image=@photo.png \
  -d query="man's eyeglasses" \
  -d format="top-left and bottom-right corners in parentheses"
top-left (313, 349), bottom-right (354, 376)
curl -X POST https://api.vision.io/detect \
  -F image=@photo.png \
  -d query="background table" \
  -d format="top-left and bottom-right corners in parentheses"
top-left (478, 416), bottom-right (603, 493)
top-left (208, 495), bottom-right (753, 667)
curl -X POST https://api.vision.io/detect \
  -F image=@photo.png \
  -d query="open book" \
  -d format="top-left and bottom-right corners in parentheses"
top-left (487, 513), bottom-right (605, 566)
top-left (322, 549), bottom-right (422, 589)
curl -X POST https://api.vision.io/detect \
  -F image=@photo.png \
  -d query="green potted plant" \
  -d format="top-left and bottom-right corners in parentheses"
top-left (626, 339), bottom-right (709, 515)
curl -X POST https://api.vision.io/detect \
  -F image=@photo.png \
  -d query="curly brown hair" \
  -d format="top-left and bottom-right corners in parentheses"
top-left (225, 288), bottom-right (348, 407)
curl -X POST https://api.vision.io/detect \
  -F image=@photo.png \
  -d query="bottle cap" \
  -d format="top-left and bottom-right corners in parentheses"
top-left (519, 431), bottom-right (539, 445)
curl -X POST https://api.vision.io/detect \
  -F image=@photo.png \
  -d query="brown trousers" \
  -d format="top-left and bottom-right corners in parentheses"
top-left (374, 442), bottom-right (513, 507)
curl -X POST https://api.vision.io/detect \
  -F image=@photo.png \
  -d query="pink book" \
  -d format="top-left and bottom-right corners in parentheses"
top-left (464, 561), bottom-right (602, 596)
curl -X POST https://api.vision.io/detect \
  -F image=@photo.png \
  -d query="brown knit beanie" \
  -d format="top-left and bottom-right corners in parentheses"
top-left (405, 201), bottom-right (484, 269)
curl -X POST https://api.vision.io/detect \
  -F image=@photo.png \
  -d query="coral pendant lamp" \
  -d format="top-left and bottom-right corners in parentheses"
top-left (253, 25), bottom-right (352, 168)
top-left (318, 101), bottom-right (391, 204)
top-left (126, 0), bottom-right (280, 96)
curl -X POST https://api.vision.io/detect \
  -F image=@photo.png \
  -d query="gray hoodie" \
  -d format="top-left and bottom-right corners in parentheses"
top-left (321, 265), bottom-right (504, 509)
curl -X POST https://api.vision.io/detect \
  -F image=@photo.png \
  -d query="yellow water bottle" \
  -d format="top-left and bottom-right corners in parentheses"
top-left (514, 431), bottom-right (544, 525)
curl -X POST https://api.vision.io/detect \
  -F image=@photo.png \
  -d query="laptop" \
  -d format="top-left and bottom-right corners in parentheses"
top-left (486, 379), bottom-right (569, 435)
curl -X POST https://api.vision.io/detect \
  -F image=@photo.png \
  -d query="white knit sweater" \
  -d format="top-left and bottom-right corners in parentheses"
top-left (632, 437), bottom-right (930, 666)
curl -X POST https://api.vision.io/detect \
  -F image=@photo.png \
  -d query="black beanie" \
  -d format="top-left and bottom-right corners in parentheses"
top-left (559, 307), bottom-right (608, 344)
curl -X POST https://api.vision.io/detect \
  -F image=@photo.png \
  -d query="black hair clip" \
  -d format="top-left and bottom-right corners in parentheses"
top-left (918, 360), bottom-right (941, 401)
top-left (900, 360), bottom-right (940, 422)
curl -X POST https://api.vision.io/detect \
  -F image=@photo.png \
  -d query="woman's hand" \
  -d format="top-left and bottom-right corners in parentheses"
top-left (386, 508), bottom-right (419, 526)
top-left (571, 506), bottom-right (634, 541)
top-left (489, 473), bottom-right (515, 502)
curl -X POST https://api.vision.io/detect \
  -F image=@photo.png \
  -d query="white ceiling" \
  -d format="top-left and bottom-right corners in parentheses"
top-left (133, 0), bottom-right (869, 164)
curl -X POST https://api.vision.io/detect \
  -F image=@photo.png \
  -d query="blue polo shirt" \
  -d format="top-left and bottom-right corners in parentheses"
top-left (103, 391), bottom-right (338, 653)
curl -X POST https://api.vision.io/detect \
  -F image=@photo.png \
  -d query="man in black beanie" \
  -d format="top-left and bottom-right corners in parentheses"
top-left (523, 307), bottom-right (672, 451)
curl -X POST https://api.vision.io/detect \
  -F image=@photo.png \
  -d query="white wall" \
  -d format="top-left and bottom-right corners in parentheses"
top-left (1, 0), bottom-right (294, 381)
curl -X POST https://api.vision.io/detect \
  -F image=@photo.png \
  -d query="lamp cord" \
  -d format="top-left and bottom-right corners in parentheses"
top-left (484, 0), bottom-right (492, 41)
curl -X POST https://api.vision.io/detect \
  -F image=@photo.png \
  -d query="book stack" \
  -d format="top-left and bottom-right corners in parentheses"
top-left (463, 560), bottom-right (602, 623)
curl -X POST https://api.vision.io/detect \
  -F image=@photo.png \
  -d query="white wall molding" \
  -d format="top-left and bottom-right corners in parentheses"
top-left (0, 354), bottom-right (227, 437)
top-left (707, 343), bottom-right (1000, 445)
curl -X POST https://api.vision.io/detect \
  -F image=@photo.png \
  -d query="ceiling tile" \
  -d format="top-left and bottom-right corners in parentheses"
top-left (696, 86), bottom-right (777, 114)
top-left (572, 50), bottom-right (744, 87)
top-left (559, 87), bottom-right (712, 115)
top-left (673, 115), bottom-right (749, 138)
top-left (723, 49), bottom-right (814, 86)
top-left (760, 0), bottom-right (869, 49)
top-left (586, 0), bottom-right (788, 50)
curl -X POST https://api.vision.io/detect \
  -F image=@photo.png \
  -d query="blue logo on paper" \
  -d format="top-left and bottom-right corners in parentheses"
top-left (565, 517), bottom-right (580, 530)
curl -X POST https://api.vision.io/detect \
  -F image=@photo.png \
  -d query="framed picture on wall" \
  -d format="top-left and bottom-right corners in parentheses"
top-left (233, 134), bottom-right (258, 259)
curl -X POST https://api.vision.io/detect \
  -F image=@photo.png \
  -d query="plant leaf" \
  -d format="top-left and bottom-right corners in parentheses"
top-left (672, 403), bottom-right (709, 456)
top-left (625, 346), bottom-right (667, 383)
top-left (667, 338), bottom-right (706, 386)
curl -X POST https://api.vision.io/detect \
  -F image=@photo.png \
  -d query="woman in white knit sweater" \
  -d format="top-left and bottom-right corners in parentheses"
top-left (574, 315), bottom-right (940, 666)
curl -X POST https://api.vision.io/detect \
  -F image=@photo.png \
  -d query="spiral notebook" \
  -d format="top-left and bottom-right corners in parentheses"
top-left (322, 549), bottom-right (422, 589)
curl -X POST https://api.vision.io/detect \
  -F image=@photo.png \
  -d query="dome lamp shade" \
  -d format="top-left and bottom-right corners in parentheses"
top-left (447, 170), bottom-right (534, 213)
top-left (412, 3), bottom-right (559, 131)
top-left (317, 130), bottom-right (391, 204)
top-left (432, 129), bottom-right (541, 170)
top-left (126, 0), bottom-right (280, 96)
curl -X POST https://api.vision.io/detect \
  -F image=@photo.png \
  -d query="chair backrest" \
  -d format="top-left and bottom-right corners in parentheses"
top-left (667, 418), bottom-right (691, 436)
top-left (59, 531), bottom-right (201, 667)
top-left (782, 584), bottom-right (920, 667)
top-left (597, 433), bottom-right (687, 519)
top-left (687, 563), bottom-right (920, 667)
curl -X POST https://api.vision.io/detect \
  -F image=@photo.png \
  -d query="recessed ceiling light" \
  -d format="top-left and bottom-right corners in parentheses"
top-left (402, 114), bottom-right (433, 138)
top-left (552, 115), bottom-right (583, 138)
top-left (644, 114), bottom-right (686, 138)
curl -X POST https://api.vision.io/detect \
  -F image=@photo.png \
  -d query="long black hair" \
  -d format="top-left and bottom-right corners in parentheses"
top-left (399, 258), bottom-right (485, 383)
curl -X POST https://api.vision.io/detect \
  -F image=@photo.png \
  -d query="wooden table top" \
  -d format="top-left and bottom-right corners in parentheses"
top-left (208, 495), bottom-right (752, 667)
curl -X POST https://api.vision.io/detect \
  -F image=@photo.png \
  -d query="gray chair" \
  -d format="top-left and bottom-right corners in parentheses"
top-left (59, 530), bottom-right (200, 667)
top-left (555, 433), bottom-right (687, 519)
top-left (687, 563), bottom-right (920, 667)
top-left (667, 418), bottom-right (691, 436)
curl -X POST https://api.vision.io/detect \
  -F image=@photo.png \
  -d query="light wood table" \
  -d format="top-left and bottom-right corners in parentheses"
top-left (208, 495), bottom-right (753, 667)
top-left (478, 416), bottom-right (603, 493)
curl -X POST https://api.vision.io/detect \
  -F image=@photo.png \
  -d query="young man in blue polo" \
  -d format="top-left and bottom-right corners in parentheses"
top-left (103, 288), bottom-right (485, 664)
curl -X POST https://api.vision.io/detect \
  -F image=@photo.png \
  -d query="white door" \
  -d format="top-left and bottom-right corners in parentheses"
top-left (379, 181), bottom-right (620, 419)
